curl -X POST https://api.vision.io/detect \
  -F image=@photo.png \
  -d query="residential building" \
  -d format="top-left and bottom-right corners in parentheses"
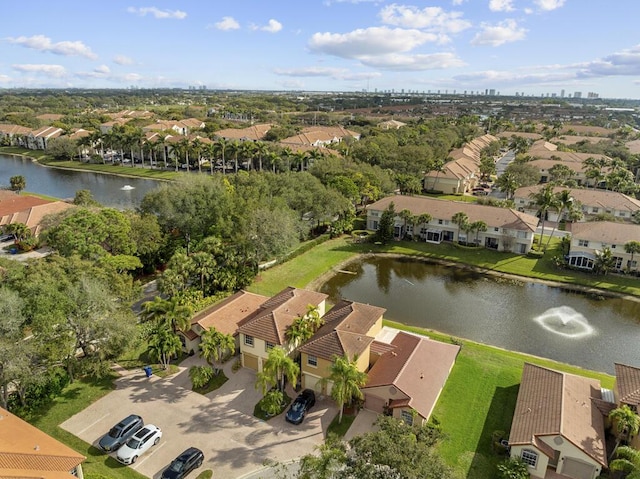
top-left (567, 221), bottom-right (640, 272)
top-left (298, 299), bottom-right (385, 394)
top-left (0, 191), bottom-right (75, 236)
top-left (0, 406), bottom-right (86, 478)
top-left (361, 330), bottom-right (460, 426)
top-left (366, 195), bottom-right (539, 254)
top-left (0, 124), bottom-right (31, 146)
top-left (142, 118), bottom-right (205, 136)
top-left (179, 290), bottom-right (268, 353)
top-left (508, 363), bottom-right (607, 479)
top-left (613, 363), bottom-right (640, 449)
top-left (280, 126), bottom-right (360, 148)
top-left (26, 126), bottom-right (64, 150)
top-left (213, 124), bottom-right (273, 142)
top-left (514, 186), bottom-right (640, 222)
top-left (377, 119), bottom-right (407, 130)
top-left (237, 287), bottom-right (328, 371)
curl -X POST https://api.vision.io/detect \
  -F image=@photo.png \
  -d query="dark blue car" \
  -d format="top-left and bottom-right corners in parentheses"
top-left (285, 389), bottom-right (316, 425)
top-left (161, 447), bottom-right (204, 479)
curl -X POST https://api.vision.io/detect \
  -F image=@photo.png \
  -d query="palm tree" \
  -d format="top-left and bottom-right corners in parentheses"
top-left (9, 175), bottom-right (26, 194)
top-left (254, 141), bottom-right (268, 172)
top-left (426, 159), bottom-right (445, 191)
top-left (286, 305), bottom-right (324, 349)
top-left (256, 346), bottom-right (299, 394)
top-left (451, 212), bottom-right (469, 244)
top-left (191, 137), bottom-right (204, 173)
top-left (399, 209), bottom-right (413, 240)
top-left (147, 324), bottom-right (182, 370)
top-left (529, 184), bottom-right (559, 251)
top-left (191, 251), bottom-right (216, 293)
top-left (240, 141), bottom-right (255, 171)
top-left (200, 327), bottom-right (235, 375)
top-left (611, 446), bottom-right (640, 479)
top-left (609, 405), bottom-right (640, 459)
top-left (625, 241), bottom-right (640, 272)
top-left (228, 140), bottom-right (240, 173)
top-left (545, 189), bottom-right (574, 250)
top-left (141, 296), bottom-right (193, 333)
top-left (470, 220), bottom-right (487, 246)
top-left (328, 354), bottom-right (368, 424)
top-left (177, 136), bottom-right (192, 173)
top-left (413, 213), bottom-right (432, 242)
top-left (5, 222), bottom-right (31, 242)
top-left (213, 137), bottom-right (228, 174)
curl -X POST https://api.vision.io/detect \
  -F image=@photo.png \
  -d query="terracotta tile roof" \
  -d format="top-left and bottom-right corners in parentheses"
top-left (0, 124), bottom-right (31, 136)
top-left (66, 129), bottom-right (91, 140)
top-left (35, 114), bottom-right (64, 122)
top-left (191, 290), bottom-right (269, 337)
top-left (497, 131), bottom-right (543, 140)
top-left (0, 407), bottom-right (85, 476)
top-left (514, 186), bottom-right (640, 213)
top-left (570, 221), bottom-right (640, 245)
top-left (0, 192), bottom-right (50, 217)
top-left (368, 195), bottom-right (539, 232)
top-left (301, 126), bottom-right (360, 140)
top-left (508, 363), bottom-right (606, 467)
top-left (550, 135), bottom-right (611, 145)
top-left (626, 139), bottom-right (640, 155)
top-left (298, 300), bottom-right (385, 361)
top-left (237, 287), bottom-right (328, 345)
top-left (29, 127), bottom-right (63, 139)
top-left (370, 340), bottom-right (396, 356)
top-left (528, 159), bottom-right (600, 175)
top-left (614, 363), bottom-right (640, 407)
top-left (425, 134), bottom-right (498, 181)
top-left (214, 124), bottom-right (273, 141)
top-left (0, 202), bottom-right (75, 236)
top-left (363, 332), bottom-right (460, 420)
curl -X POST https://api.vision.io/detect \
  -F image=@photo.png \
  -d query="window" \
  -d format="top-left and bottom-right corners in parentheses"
top-left (494, 227), bottom-right (499, 232)
top-left (517, 231), bottom-right (528, 239)
top-left (521, 450), bottom-right (538, 467)
top-left (244, 335), bottom-right (254, 347)
top-left (401, 410), bottom-right (414, 426)
top-left (265, 341), bottom-right (274, 351)
top-left (620, 212), bottom-right (626, 217)
top-left (307, 355), bottom-right (317, 367)
top-left (613, 257), bottom-right (623, 270)
top-left (592, 207), bottom-right (599, 213)
top-left (438, 219), bottom-right (443, 225)
top-left (578, 239), bottom-right (589, 247)
top-left (373, 221), bottom-right (378, 230)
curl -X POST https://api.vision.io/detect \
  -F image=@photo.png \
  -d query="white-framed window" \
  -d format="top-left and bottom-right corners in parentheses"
top-left (592, 207), bottom-right (599, 213)
top-left (307, 355), bottom-right (318, 367)
top-left (521, 449), bottom-right (538, 467)
top-left (438, 219), bottom-right (443, 225)
top-left (620, 212), bottom-right (626, 217)
top-left (578, 239), bottom-right (589, 247)
top-left (613, 257), bottom-right (623, 270)
top-left (517, 231), bottom-right (528, 239)
top-left (494, 227), bottom-right (499, 232)
top-left (401, 410), bottom-right (414, 426)
top-left (265, 341), bottom-right (274, 351)
top-left (244, 335), bottom-right (254, 347)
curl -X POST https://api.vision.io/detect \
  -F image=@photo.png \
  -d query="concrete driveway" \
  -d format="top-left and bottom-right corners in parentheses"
top-left (61, 357), bottom-right (337, 479)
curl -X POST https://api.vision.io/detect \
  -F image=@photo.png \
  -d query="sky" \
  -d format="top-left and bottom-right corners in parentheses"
top-left (1, 1), bottom-right (639, 99)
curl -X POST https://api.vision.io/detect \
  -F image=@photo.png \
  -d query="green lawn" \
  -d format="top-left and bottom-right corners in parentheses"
top-left (327, 412), bottom-right (356, 438)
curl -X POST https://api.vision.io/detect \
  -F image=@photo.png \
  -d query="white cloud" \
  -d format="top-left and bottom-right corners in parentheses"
top-left (251, 19), bottom-right (283, 33)
top-left (95, 65), bottom-right (111, 74)
top-left (576, 44), bottom-right (640, 77)
top-left (113, 55), bottom-right (134, 65)
top-left (534, 0), bottom-right (565, 11)
top-left (471, 19), bottom-right (527, 46)
top-left (122, 73), bottom-right (143, 82)
top-left (7, 35), bottom-right (97, 59)
top-left (213, 16), bottom-right (240, 31)
top-left (489, 0), bottom-right (515, 12)
top-left (379, 4), bottom-right (471, 34)
top-left (12, 64), bottom-right (67, 77)
top-left (127, 7), bottom-right (187, 19)
top-left (452, 0), bottom-right (466, 4)
top-left (76, 65), bottom-right (112, 79)
top-left (274, 66), bottom-right (382, 82)
top-left (0, 74), bottom-right (11, 83)
top-left (358, 52), bottom-right (465, 70)
top-left (309, 27), bottom-right (439, 58)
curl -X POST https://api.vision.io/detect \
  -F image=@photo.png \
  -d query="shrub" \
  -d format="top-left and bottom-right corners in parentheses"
top-left (527, 250), bottom-right (544, 258)
top-left (497, 458), bottom-right (530, 479)
top-left (189, 366), bottom-right (214, 390)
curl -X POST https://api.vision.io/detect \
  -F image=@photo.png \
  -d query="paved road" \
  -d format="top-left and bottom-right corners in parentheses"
top-left (61, 356), bottom-right (338, 479)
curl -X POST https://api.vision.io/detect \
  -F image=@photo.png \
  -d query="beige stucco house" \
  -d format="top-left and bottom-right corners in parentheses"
top-left (567, 221), bottom-right (640, 272)
top-left (237, 287), bottom-right (327, 371)
top-left (26, 126), bottom-right (64, 150)
top-left (508, 363), bottom-right (607, 479)
top-left (366, 195), bottom-right (539, 254)
top-left (298, 299), bottom-right (385, 395)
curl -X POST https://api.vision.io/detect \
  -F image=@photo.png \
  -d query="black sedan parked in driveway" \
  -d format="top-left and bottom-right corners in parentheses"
top-left (161, 447), bottom-right (204, 479)
top-left (285, 389), bottom-right (316, 425)
top-left (98, 414), bottom-right (144, 452)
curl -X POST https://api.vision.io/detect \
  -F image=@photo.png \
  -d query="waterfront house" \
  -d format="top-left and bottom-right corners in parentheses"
top-left (26, 126), bottom-right (64, 150)
top-left (567, 221), bottom-right (640, 272)
top-left (0, 124), bottom-right (31, 146)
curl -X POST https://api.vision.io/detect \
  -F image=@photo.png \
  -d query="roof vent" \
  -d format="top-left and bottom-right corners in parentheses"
top-left (420, 373), bottom-right (424, 379)
top-left (391, 351), bottom-right (397, 356)
top-left (34, 445), bottom-right (40, 451)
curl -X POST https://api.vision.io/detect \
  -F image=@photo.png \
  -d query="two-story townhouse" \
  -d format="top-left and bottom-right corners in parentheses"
top-left (213, 123), bottom-right (273, 142)
top-left (179, 290), bottom-right (269, 354)
top-left (0, 124), bottom-right (31, 146)
top-left (366, 195), bottom-right (539, 254)
top-left (613, 363), bottom-right (640, 449)
top-left (237, 287), bottom-right (328, 371)
top-left (26, 126), bottom-right (64, 150)
top-left (567, 221), bottom-right (640, 272)
top-left (514, 186), bottom-right (640, 223)
top-left (298, 299), bottom-right (385, 395)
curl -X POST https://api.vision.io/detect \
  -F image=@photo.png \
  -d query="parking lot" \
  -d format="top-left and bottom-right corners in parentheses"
top-left (61, 357), bottom-right (337, 478)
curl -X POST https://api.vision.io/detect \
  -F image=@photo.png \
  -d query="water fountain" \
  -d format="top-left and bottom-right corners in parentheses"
top-left (533, 306), bottom-right (595, 339)
top-left (121, 185), bottom-right (135, 191)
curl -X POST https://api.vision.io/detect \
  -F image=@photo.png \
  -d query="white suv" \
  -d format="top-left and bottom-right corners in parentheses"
top-left (116, 424), bottom-right (162, 465)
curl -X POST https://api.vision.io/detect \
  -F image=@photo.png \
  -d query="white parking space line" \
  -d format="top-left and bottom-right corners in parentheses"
top-left (132, 442), bottom-right (165, 469)
top-left (77, 413), bottom-right (111, 436)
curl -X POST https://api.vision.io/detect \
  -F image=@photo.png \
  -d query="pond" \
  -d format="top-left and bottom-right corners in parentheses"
top-left (320, 255), bottom-right (640, 374)
top-left (0, 154), bottom-right (162, 209)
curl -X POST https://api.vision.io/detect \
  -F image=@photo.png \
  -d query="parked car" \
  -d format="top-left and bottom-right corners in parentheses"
top-left (98, 414), bottom-right (144, 452)
top-left (0, 233), bottom-right (15, 242)
top-left (116, 424), bottom-right (162, 465)
top-left (285, 389), bottom-right (316, 425)
top-left (161, 447), bottom-right (205, 479)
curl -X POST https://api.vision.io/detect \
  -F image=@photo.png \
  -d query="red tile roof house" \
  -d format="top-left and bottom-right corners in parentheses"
top-left (0, 191), bottom-right (75, 237)
top-left (508, 363), bottom-right (608, 479)
top-left (366, 195), bottom-right (539, 254)
top-left (237, 287), bottom-right (328, 371)
top-left (213, 123), bottom-right (273, 142)
top-left (298, 299), bottom-right (385, 395)
top-left (567, 221), bottom-right (640, 273)
top-left (0, 123), bottom-right (31, 146)
top-left (26, 126), bottom-right (64, 150)
top-left (361, 330), bottom-right (460, 426)
top-left (613, 363), bottom-right (640, 450)
top-left (0, 406), bottom-right (85, 478)
top-left (179, 290), bottom-right (269, 354)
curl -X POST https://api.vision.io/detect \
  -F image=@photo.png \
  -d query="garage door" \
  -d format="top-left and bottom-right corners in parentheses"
top-left (243, 353), bottom-right (259, 371)
top-left (562, 458), bottom-right (595, 479)
top-left (364, 394), bottom-right (386, 413)
top-left (304, 374), bottom-right (324, 394)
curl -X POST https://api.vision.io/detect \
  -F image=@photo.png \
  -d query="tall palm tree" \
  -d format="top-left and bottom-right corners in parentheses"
top-left (529, 184), bottom-right (559, 251)
top-left (611, 446), bottom-right (640, 479)
top-left (240, 141), bottom-right (255, 171)
top-left (214, 138), bottom-right (228, 174)
top-left (328, 354), bottom-right (368, 424)
top-left (414, 213), bottom-right (432, 242)
top-left (451, 212), bottom-right (470, 244)
top-left (228, 140), bottom-right (240, 173)
top-left (545, 189), bottom-right (574, 250)
top-left (624, 241), bottom-right (640, 272)
top-left (470, 220), bottom-right (487, 246)
top-left (609, 405), bottom-right (640, 459)
top-left (177, 136), bottom-right (192, 173)
top-left (141, 296), bottom-right (193, 333)
top-left (147, 324), bottom-right (182, 370)
top-left (399, 209), bottom-right (413, 240)
top-left (191, 251), bottom-right (216, 293)
top-left (191, 137), bottom-right (204, 173)
top-left (256, 346), bottom-right (299, 394)
top-left (254, 141), bottom-right (268, 172)
top-left (200, 327), bottom-right (235, 375)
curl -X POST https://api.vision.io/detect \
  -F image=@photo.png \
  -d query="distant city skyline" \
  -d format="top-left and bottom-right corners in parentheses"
top-left (2, 1), bottom-right (639, 99)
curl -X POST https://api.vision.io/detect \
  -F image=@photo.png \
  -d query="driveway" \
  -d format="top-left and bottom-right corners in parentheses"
top-left (61, 357), bottom-right (337, 478)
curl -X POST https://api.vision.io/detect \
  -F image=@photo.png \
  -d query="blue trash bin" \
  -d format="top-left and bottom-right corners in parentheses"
top-left (143, 366), bottom-right (152, 378)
